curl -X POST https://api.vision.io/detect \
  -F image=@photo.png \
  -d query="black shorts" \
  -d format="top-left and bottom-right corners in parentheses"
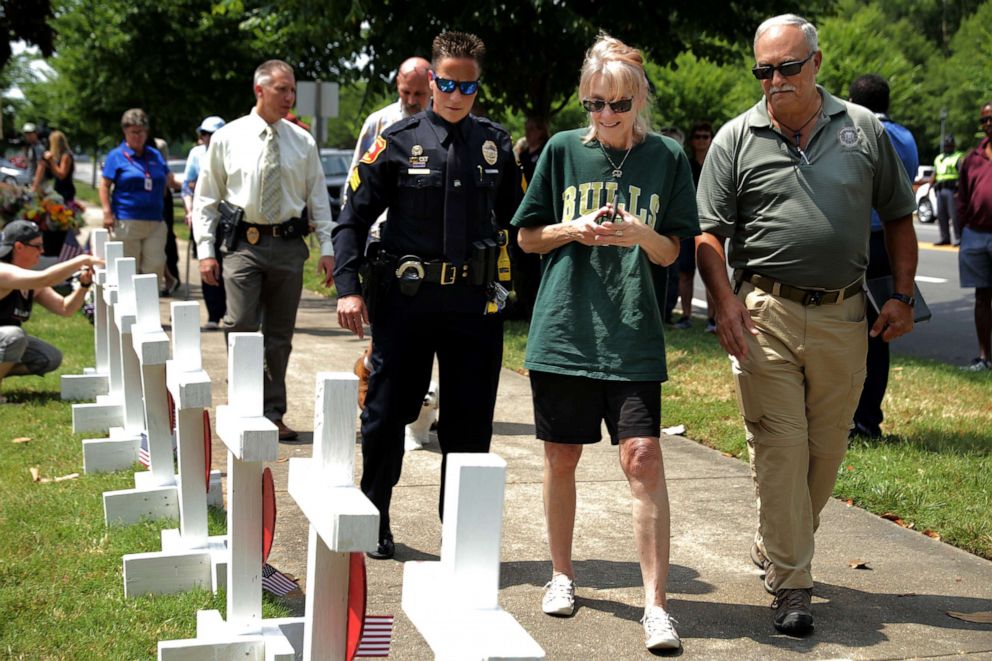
top-left (530, 370), bottom-right (661, 445)
top-left (677, 236), bottom-right (696, 274)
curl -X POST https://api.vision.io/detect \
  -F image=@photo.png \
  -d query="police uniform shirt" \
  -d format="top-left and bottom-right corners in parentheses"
top-left (192, 108), bottom-right (334, 259)
top-left (333, 108), bottom-right (522, 297)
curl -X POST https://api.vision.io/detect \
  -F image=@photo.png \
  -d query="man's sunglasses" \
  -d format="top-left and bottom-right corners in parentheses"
top-left (691, 133), bottom-right (712, 140)
top-left (581, 98), bottom-right (633, 114)
top-left (751, 52), bottom-right (815, 80)
top-left (25, 242), bottom-right (44, 251)
top-left (980, 116), bottom-right (992, 125)
top-left (432, 74), bottom-right (480, 95)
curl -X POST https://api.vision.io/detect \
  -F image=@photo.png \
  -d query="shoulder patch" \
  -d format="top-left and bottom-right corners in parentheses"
top-left (361, 136), bottom-right (387, 165)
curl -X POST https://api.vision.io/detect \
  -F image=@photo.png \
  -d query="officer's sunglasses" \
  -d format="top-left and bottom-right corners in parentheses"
top-left (751, 52), bottom-right (815, 80)
top-left (581, 98), bottom-right (633, 114)
top-left (979, 116), bottom-right (992, 125)
top-left (432, 73), bottom-right (480, 95)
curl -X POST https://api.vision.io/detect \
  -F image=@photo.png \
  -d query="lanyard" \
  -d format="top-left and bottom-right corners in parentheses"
top-left (123, 148), bottom-right (151, 179)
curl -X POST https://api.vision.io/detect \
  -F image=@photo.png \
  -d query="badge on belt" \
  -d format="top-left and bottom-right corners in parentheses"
top-left (246, 226), bottom-right (260, 245)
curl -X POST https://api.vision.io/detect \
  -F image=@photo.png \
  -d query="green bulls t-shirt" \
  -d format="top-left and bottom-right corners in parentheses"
top-left (511, 129), bottom-right (699, 381)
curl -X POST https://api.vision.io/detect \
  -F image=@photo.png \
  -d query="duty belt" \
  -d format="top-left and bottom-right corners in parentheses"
top-left (394, 255), bottom-right (474, 285)
top-left (734, 269), bottom-right (862, 306)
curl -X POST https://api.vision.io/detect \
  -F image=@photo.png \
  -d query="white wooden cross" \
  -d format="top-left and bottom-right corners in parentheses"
top-left (288, 372), bottom-right (379, 660)
top-left (402, 453), bottom-right (546, 660)
top-left (100, 272), bottom-right (179, 525)
top-left (120, 300), bottom-right (226, 598)
top-left (72, 240), bottom-right (126, 436)
top-left (158, 333), bottom-right (303, 659)
top-left (60, 228), bottom-right (109, 400)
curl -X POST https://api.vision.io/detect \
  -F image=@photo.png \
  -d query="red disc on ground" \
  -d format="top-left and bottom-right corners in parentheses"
top-left (346, 551), bottom-right (367, 661)
top-left (262, 467), bottom-right (276, 564)
top-left (203, 410), bottom-right (212, 493)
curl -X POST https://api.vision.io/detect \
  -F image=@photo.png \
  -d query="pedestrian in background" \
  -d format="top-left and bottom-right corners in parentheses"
top-left (193, 60), bottom-right (334, 441)
top-left (848, 74), bottom-right (919, 437)
top-left (99, 108), bottom-right (173, 291)
top-left (182, 116), bottom-right (226, 330)
top-left (955, 100), bottom-right (992, 371)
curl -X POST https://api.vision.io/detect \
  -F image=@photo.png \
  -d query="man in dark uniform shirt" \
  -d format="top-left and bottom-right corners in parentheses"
top-left (333, 31), bottom-right (522, 559)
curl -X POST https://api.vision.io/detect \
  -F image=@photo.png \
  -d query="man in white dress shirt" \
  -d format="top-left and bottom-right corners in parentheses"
top-left (192, 59), bottom-right (334, 440)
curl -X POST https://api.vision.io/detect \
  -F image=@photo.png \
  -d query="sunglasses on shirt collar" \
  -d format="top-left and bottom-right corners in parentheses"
top-left (751, 51), bottom-right (815, 80)
top-left (581, 98), bottom-right (633, 114)
top-left (431, 72), bottom-right (480, 95)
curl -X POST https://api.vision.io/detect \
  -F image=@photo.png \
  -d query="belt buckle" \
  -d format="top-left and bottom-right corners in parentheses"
top-left (804, 290), bottom-right (824, 306)
top-left (440, 262), bottom-right (457, 285)
top-left (271, 224), bottom-right (282, 237)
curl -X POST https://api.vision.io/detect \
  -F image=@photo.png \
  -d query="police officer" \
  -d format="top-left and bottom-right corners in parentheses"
top-left (333, 31), bottom-right (522, 560)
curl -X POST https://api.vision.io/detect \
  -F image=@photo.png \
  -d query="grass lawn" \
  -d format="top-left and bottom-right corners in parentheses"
top-left (0, 308), bottom-right (290, 659)
top-left (504, 320), bottom-right (992, 561)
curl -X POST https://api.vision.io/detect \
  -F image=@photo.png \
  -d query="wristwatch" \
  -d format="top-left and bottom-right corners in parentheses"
top-left (889, 292), bottom-right (915, 307)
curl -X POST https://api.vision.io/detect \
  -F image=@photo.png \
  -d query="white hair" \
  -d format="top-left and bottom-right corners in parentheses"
top-left (253, 60), bottom-right (294, 88)
top-left (753, 14), bottom-right (818, 55)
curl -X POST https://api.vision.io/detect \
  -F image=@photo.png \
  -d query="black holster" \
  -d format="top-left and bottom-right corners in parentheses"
top-left (359, 244), bottom-right (393, 324)
top-left (218, 200), bottom-right (245, 251)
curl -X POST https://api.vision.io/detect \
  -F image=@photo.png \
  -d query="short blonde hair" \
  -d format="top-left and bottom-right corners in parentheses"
top-left (578, 34), bottom-right (651, 144)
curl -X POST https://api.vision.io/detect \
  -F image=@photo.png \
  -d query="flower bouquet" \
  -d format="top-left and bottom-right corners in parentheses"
top-left (22, 196), bottom-right (83, 232)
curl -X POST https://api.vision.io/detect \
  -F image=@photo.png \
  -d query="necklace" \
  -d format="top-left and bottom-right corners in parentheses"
top-left (770, 100), bottom-right (822, 165)
top-left (599, 141), bottom-right (633, 178)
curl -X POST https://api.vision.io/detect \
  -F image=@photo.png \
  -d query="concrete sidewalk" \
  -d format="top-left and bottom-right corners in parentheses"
top-left (164, 235), bottom-right (992, 660)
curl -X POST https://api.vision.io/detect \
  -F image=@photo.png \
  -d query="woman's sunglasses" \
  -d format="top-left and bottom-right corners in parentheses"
top-left (751, 52), bottom-right (815, 80)
top-left (432, 74), bottom-right (480, 95)
top-left (581, 98), bottom-right (633, 114)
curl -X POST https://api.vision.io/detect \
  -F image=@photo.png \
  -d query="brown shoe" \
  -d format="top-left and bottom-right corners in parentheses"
top-left (275, 421), bottom-right (298, 441)
top-left (354, 344), bottom-right (372, 410)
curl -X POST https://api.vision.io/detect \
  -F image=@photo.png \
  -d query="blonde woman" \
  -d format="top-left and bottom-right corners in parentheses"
top-left (40, 130), bottom-right (76, 202)
top-left (511, 34), bottom-right (699, 651)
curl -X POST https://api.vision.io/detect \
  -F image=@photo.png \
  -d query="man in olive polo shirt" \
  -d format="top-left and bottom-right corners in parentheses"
top-left (695, 14), bottom-right (918, 637)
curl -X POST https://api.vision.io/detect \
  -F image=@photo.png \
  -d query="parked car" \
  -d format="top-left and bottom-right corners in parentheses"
top-left (320, 148), bottom-right (351, 219)
top-left (167, 158), bottom-right (186, 191)
top-left (0, 158), bottom-right (33, 187)
top-left (914, 165), bottom-right (936, 224)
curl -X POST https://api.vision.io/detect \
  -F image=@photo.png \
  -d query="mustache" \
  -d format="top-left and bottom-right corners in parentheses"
top-left (769, 84), bottom-right (797, 94)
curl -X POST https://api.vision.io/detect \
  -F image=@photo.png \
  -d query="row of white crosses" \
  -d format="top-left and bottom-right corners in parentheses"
top-left (61, 233), bottom-right (543, 659)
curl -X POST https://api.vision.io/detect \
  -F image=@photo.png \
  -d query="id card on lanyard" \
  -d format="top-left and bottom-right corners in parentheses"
top-left (124, 149), bottom-right (153, 191)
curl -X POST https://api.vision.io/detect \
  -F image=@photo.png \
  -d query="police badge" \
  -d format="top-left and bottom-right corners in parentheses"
top-left (482, 140), bottom-right (498, 166)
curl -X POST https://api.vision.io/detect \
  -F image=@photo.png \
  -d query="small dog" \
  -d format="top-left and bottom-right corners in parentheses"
top-left (405, 380), bottom-right (439, 452)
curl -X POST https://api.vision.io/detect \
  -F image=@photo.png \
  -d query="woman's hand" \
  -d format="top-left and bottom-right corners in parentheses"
top-left (593, 206), bottom-right (650, 248)
top-left (570, 204), bottom-right (619, 246)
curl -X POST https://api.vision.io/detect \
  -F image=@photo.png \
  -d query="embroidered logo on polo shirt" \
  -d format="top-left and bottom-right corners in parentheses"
top-left (838, 126), bottom-right (860, 148)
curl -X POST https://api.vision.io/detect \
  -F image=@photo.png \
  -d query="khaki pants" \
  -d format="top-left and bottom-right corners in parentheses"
top-left (112, 219), bottom-right (167, 290)
top-left (732, 281), bottom-right (867, 590)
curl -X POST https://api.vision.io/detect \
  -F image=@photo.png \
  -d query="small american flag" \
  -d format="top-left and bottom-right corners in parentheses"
top-left (356, 615), bottom-right (394, 658)
top-left (57, 231), bottom-right (86, 262)
top-left (261, 563), bottom-right (299, 596)
top-left (137, 432), bottom-right (150, 468)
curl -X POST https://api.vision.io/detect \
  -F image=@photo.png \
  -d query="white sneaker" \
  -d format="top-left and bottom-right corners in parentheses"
top-left (641, 605), bottom-right (680, 650)
top-left (541, 574), bottom-right (575, 616)
top-left (204, 320), bottom-right (220, 331)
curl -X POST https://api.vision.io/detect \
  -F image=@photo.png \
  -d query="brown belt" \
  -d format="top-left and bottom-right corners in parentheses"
top-left (735, 269), bottom-right (863, 306)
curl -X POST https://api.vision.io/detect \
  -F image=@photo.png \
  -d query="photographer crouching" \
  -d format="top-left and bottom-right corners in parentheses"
top-left (0, 221), bottom-right (104, 402)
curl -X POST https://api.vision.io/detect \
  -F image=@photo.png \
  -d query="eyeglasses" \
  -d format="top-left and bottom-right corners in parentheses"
top-left (751, 52), bottom-right (815, 80)
top-left (432, 74), bottom-right (480, 95)
top-left (691, 133), bottom-right (712, 140)
top-left (25, 242), bottom-right (44, 251)
top-left (581, 98), bottom-right (633, 114)
top-left (979, 116), bottom-right (992, 125)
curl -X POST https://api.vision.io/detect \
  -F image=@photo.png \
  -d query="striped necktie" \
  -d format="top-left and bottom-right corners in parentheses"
top-left (260, 125), bottom-right (281, 222)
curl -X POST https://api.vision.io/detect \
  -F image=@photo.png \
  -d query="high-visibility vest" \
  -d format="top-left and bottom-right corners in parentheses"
top-left (934, 151), bottom-right (964, 182)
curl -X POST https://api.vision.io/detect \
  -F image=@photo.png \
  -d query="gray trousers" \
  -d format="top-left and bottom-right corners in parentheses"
top-left (0, 326), bottom-right (63, 375)
top-left (221, 235), bottom-right (308, 422)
